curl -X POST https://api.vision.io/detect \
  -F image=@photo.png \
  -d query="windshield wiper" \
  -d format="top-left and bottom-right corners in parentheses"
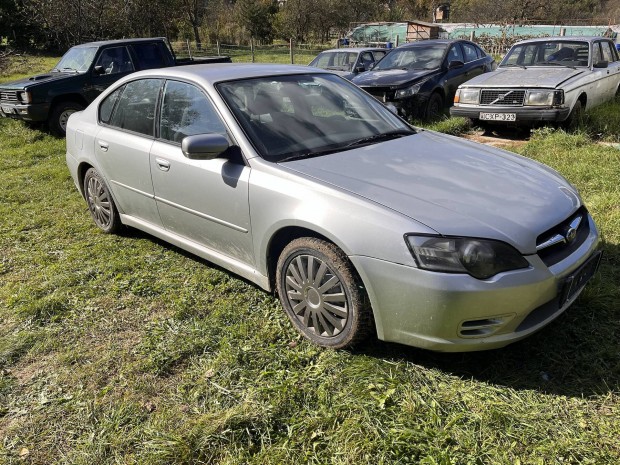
top-left (538, 61), bottom-right (576, 69)
top-left (502, 64), bottom-right (527, 69)
top-left (344, 130), bottom-right (414, 148)
top-left (60, 67), bottom-right (79, 73)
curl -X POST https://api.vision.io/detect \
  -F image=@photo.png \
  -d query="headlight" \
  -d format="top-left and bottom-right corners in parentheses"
top-left (394, 83), bottom-right (421, 99)
top-left (405, 235), bottom-right (530, 280)
top-left (455, 88), bottom-right (479, 104)
top-left (18, 91), bottom-right (32, 104)
top-left (525, 90), bottom-right (563, 106)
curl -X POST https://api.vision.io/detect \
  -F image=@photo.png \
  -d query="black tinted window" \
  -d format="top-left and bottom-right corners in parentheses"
top-left (132, 43), bottom-right (165, 69)
top-left (447, 44), bottom-right (464, 63)
top-left (109, 79), bottom-right (162, 135)
top-left (462, 43), bottom-right (478, 62)
top-left (160, 81), bottom-right (227, 143)
top-left (99, 86), bottom-right (124, 124)
top-left (94, 46), bottom-right (134, 75)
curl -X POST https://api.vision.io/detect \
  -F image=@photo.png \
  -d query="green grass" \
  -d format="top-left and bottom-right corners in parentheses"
top-left (1, 55), bottom-right (620, 464)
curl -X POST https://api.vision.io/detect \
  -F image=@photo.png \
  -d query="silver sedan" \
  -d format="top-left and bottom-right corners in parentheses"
top-left (65, 64), bottom-right (601, 351)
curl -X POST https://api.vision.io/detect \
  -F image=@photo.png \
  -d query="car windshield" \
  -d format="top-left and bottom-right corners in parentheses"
top-left (373, 45), bottom-right (447, 70)
top-left (217, 74), bottom-right (415, 163)
top-left (309, 51), bottom-right (358, 72)
top-left (501, 41), bottom-right (590, 68)
top-left (53, 46), bottom-right (98, 73)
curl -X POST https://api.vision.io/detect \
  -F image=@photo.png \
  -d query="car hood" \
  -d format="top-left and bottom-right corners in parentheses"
top-left (352, 68), bottom-right (438, 87)
top-left (0, 72), bottom-right (79, 90)
top-left (282, 131), bottom-right (581, 254)
top-left (461, 67), bottom-right (585, 88)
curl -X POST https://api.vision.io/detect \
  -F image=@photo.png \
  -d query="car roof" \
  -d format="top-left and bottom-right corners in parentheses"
top-left (317, 47), bottom-right (387, 53)
top-left (512, 36), bottom-right (609, 46)
top-left (396, 39), bottom-right (464, 49)
top-left (125, 63), bottom-right (329, 85)
top-left (73, 37), bottom-right (167, 48)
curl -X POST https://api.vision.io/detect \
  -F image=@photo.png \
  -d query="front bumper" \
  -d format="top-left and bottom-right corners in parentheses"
top-left (450, 104), bottom-right (571, 125)
top-left (0, 101), bottom-right (49, 122)
top-left (350, 215), bottom-right (600, 352)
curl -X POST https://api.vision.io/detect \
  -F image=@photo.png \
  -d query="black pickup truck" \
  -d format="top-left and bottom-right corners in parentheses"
top-left (0, 37), bottom-right (231, 136)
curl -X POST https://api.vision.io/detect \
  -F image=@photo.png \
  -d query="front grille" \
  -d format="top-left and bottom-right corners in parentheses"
top-left (0, 90), bottom-right (19, 103)
top-left (536, 207), bottom-right (589, 267)
top-left (480, 89), bottom-right (525, 106)
top-left (360, 86), bottom-right (395, 101)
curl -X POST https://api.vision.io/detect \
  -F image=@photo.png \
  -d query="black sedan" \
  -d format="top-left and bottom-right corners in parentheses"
top-left (352, 39), bottom-right (495, 120)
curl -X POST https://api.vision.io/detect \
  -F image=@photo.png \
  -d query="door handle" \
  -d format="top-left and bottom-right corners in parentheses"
top-left (155, 157), bottom-right (170, 172)
top-left (98, 140), bottom-right (109, 152)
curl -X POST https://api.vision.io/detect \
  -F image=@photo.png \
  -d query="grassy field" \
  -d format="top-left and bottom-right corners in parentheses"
top-left (1, 56), bottom-right (619, 464)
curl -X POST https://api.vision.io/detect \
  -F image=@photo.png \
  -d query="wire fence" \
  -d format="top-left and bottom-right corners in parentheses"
top-left (169, 41), bottom-right (331, 65)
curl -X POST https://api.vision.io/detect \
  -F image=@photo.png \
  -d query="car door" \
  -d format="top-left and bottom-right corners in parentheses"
top-left (443, 43), bottom-right (469, 102)
top-left (149, 80), bottom-right (254, 266)
top-left (601, 40), bottom-right (620, 99)
top-left (94, 78), bottom-right (163, 226)
top-left (589, 41), bottom-right (612, 107)
top-left (84, 46), bottom-right (136, 103)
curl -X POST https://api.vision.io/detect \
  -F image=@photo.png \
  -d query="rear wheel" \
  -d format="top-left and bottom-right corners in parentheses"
top-left (83, 168), bottom-right (122, 234)
top-left (276, 237), bottom-right (372, 349)
top-left (49, 101), bottom-right (84, 137)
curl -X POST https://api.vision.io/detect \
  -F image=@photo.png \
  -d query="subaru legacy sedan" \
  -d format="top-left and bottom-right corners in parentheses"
top-left (66, 64), bottom-right (600, 352)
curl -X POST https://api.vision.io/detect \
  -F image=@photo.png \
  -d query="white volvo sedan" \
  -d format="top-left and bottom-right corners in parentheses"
top-left (66, 64), bottom-right (601, 351)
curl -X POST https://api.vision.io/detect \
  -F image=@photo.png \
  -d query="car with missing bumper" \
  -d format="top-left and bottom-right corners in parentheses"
top-left (450, 36), bottom-right (620, 127)
top-left (66, 64), bottom-right (600, 352)
top-left (308, 47), bottom-right (390, 80)
top-left (351, 39), bottom-right (495, 120)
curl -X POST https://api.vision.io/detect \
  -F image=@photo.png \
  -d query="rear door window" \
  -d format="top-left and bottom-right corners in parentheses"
top-left (462, 43), bottom-right (479, 62)
top-left (108, 79), bottom-right (163, 136)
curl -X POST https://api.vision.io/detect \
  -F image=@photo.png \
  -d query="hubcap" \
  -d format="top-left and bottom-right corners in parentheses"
top-left (86, 176), bottom-right (112, 228)
top-left (284, 254), bottom-right (349, 338)
top-left (59, 109), bottom-right (77, 131)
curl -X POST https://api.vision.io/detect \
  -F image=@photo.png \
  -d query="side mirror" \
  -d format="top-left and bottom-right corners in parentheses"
top-left (448, 60), bottom-right (464, 70)
top-left (182, 134), bottom-right (230, 160)
top-left (93, 66), bottom-right (105, 75)
top-left (593, 60), bottom-right (608, 69)
top-left (368, 62), bottom-right (376, 70)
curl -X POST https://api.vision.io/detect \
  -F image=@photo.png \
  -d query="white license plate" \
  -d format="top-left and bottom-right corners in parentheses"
top-left (1, 105), bottom-right (14, 114)
top-left (479, 112), bottom-right (516, 122)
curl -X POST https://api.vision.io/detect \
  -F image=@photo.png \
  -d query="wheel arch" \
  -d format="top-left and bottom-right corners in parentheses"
top-left (76, 161), bottom-right (95, 198)
top-left (50, 93), bottom-right (89, 111)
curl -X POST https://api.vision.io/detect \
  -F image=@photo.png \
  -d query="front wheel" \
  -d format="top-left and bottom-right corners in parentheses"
top-left (276, 238), bottom-right (372, 349)
top-left (425, 92), bottom-right (444, 121)
top-left (564, 100), bottom-right (583, 130)
top-left (49, 101), bottom-right (84, 137)
top-left (83, 168), bottom-right (122, 234)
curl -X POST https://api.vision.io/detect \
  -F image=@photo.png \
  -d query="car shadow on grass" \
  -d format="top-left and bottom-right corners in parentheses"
top-left (358, 240), bottom-right (620, 398)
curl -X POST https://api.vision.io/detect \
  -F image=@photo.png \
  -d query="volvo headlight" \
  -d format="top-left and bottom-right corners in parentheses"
top-left (394, 83), bottom-right (422, 99)
top-left (455, 88), bottom-right (480, 104)
top-left (525, 90), bottom-right (563, 106)
top-left (405, 235), bottom-right (530, 280)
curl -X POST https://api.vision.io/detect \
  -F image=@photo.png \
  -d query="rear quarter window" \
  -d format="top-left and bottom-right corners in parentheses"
top-left (131, 43), bottom-right (165, 69)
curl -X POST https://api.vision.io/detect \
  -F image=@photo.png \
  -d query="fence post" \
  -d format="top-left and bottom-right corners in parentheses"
top-left (290, 38), bottom-right (294, 64)
top-left (251, 37), bottom-right (255, 63)
top-left (470, 31), bottom-right (476, 41)
top-left (560, 27), bottom-right (566, 36)
top-left (186, 39), bottom-right (192, 60)
top-left (217, 40), bottom-right (220, 56)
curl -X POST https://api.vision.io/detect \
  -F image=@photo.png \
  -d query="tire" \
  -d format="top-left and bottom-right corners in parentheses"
top-left (564, 100), bottom-right (583, 130)
top-left (49, 101), bottom-right (84, 137)
top-left (425, 92), bottom-right (444, 121)
top-left (83, 168), bottom-right (122, 234)
top-left (276, 237), bottom-right (372, 349)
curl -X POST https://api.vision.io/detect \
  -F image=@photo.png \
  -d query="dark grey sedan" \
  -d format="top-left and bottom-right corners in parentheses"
top-left (66, 64), bottom-right (600, 352)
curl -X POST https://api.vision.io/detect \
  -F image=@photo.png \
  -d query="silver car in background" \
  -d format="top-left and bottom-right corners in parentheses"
top-left (66, 64), bottom-right (601, 352)
top-left (451, 36), bottom-right (620, 127)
